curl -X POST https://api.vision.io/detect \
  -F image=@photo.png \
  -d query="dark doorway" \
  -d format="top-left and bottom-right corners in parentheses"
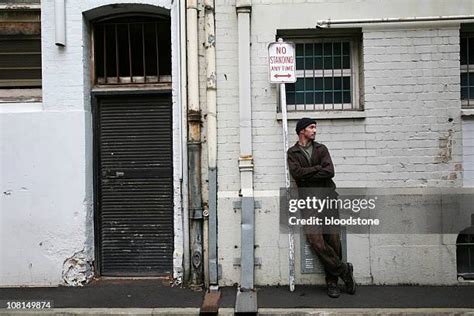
top-left (457, 214), bottom-right (474, 281)
top-left (93, 91), bottom-right (173, 276)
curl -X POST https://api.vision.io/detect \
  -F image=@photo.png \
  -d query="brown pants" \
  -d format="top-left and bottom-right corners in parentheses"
top-left (305, 226), bottom-right (346, 284)
top-left (299, 188), bottom-right (346, 284)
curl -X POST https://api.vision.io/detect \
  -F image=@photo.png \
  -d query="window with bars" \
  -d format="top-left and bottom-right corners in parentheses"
top-left (0, 8), bottom-right (41, 88)
top-left (285, 37), bottom-right (360, 111)
top-left (461, 29), bottom-right (474, 107)
top-left (93, 16), bottom-right (171, 86)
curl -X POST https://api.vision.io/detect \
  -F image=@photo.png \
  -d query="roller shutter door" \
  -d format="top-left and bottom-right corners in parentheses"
top-left (94, 92), bottom-right (173, 276)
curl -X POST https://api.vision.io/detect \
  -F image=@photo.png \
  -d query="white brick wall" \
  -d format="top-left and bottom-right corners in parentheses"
top-left (216, 1), bottom-right (241, 193)
top-left (215, 1), bottom-right (241, 286)
top-left (216, 0), bottom-right (469, 286)
top-left (362, 28), bottom-right (462, 188)
top-left (463, 119), bottom-right (474, 186)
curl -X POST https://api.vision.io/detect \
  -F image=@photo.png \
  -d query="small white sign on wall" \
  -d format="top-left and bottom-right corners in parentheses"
top-left (268, 40), bottom-right (297, 84)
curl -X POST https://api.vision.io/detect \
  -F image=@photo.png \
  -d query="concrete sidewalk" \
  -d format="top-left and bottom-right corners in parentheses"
top-left (1, 279), bottom-right (474, 314)
top-left (2, 308), bottom-right (474, 315)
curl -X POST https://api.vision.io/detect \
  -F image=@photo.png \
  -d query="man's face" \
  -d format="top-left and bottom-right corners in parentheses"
top-left (301, 123), bottom-right (317, 140)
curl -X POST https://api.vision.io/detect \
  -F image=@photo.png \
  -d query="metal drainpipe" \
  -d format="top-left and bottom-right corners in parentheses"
top-left (180, 0), bottom-right (190, 285)
top-left (187, 0), bottom-right (203, 287)
top-left (235, 0), bottom-right (257, 313)
top-left (54, 0), bottom-right (65, 46)
top-left (316, 15), bottom-right (474, 28)
top-left (204, 0), bottom-right (219, 288)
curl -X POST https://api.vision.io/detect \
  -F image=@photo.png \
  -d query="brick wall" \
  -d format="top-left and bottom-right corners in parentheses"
top-left (463, 119), bottom-right (474, 186)
top-left (215, 0), bottom-right (466, 286)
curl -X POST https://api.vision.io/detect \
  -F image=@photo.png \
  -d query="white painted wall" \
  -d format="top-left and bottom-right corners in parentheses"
top-left (0, 110), bottom-right (90, 286)
top-left (215, 0), bottom-right (471, 286)
top-left (0, 0), bottom-right (183, 286)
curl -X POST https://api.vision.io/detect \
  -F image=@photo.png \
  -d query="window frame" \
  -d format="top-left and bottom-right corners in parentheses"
top-left (91, 14), bottom-right (172, 88)
top-left (0, 34), bottom-right (42, 88)
top-left (0, 5), bottom-right (42, 102)
top-left (278, 31), bottom-right (362, 113)
top-left (460, 26), bottom-right (474, 108)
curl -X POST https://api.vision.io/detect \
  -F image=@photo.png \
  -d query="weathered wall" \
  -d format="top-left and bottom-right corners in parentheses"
top-left (0, 0), bottom-right (182, 286)
top-left (2, 0), bottom-right (473, 287)
top-left (464, 118), bottom-right (474, 187)
top-left (215, 0), bottom-right (472, 286)
top-left (0, 111), bottom-right (91, 286)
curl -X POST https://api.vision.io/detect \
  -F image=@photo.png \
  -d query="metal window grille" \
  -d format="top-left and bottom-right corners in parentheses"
top-left (93, 16), bottom-right (171, 85)
top-left (461, 33), bottom-right (474, 107)
top-left (285, 38), bottom-right (358, 111)
top-left (0, 9), bottom-right (41, 88)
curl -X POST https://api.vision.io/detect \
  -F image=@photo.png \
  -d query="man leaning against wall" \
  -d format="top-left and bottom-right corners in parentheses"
top-left (287, 117), bottom-right (356, 298)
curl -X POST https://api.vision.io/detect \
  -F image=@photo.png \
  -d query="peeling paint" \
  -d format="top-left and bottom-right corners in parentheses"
top-left (435, 129), bottom-right (453, 163)
top-left (62, 250), bottom-right (94, 287)
top-left (172, 249), bottom-right (183, 286)
top-left (207, 72), bottom-right (216, 89)
top-left (207, 34), bottom-right (215, 47)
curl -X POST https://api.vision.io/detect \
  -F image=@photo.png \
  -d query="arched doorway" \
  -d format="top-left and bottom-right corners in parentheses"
top-left (90, 12), bottom-right (174, 277)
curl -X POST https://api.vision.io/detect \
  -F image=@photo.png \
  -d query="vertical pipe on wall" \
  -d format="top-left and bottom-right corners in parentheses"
top-left (54, 0), bottom-right (66, 46)
top-left (237, 0), bottom-right (254, 290)
top-left (235, 0), bottom-right (257, 313)
top-left (186, 0), bottom-right (203, 286)
top-left (180, 0), bottom-right (190, 284)
top-left (204, 0), bottom-right (218, 287)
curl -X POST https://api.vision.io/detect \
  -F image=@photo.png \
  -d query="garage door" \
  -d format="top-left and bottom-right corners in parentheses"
top-left (93, 92), bottom-right (173, 276)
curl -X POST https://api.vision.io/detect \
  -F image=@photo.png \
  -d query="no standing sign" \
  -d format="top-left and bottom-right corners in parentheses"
top-left (268, 40), bottom-right (297, 83)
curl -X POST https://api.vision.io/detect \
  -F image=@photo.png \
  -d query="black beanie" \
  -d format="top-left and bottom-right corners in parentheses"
top-left (295, 117), bottom-right (317, 134)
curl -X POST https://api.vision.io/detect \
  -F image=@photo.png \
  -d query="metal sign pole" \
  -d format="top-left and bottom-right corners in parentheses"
top-left (280, 82), bottom-right (295, 292)
top-left (269, 37), bottom-right (296, 292)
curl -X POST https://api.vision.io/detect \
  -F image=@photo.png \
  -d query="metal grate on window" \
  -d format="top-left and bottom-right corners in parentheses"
top-left (0, 9), bottom-right (41, 88)
top-left (286, 39), bottom-right (355, 111)
top-left (93, 16), bottom-right (171, 85)
top-left (461, 34), bottom-right (474, 107)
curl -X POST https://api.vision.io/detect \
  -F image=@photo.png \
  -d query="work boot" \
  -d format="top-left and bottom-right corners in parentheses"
top-left (326, 282), bottom-right (340, 298)
top-left (341, 262), bottom-right (356, 294)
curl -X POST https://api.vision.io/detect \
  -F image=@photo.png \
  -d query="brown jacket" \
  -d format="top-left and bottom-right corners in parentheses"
top-left (287, 141), bottom-right (336, 189)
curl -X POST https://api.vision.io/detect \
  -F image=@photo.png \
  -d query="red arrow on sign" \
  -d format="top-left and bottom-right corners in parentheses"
top-left (274, 74), bottom-right (292, 78)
